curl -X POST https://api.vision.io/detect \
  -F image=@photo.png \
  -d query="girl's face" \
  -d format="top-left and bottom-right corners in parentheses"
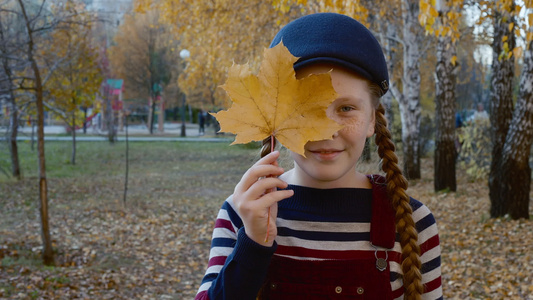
top-left (282, 63), bottom-right (376, 189)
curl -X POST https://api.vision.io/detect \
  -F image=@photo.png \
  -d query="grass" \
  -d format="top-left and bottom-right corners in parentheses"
top-left (1, 140), bottom-right (260, 182)
top-left (0, 140), bottom-right (260, 227)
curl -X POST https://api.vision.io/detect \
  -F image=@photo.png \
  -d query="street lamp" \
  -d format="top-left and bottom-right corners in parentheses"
top-left (180, 49), bottom-right (190, 60)
top-left (179, 49), bottom-right (190, 137)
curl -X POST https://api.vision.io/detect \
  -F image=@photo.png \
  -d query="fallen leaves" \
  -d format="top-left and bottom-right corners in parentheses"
top-left (0, 142), bottom-right (532, 299)
top-left (408, 159), bottom-right (533, 300)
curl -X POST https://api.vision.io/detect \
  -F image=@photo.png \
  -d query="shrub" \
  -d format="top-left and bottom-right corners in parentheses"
top-left (457, 117), bottom-right (492, 181)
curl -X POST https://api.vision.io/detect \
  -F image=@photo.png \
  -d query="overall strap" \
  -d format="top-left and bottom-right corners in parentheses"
top-left (367, 175), bottom-right (396, 249)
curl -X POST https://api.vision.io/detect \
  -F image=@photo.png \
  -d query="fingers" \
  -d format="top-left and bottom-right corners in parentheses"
top-left (235, 177), bottom-right (292, 211)
top-left (235, 151), bottom-right (285, 193)
top-left (253, 187), bottom-right (294, 208)
top-left (232, 150), bottom-right (294, 246)
top-left (237, 188), bottom-right (293, 215)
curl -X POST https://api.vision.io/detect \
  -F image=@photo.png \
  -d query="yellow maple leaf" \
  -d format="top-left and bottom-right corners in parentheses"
top-left (212, 42), bottom-right (343, 156)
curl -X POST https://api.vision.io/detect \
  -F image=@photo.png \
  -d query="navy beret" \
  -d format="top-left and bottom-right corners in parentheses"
top-left (270, 13), bottom-right (389, 96)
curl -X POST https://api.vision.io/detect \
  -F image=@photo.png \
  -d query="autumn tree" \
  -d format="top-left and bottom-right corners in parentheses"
top-left (134, 0), bottom-right (300, 113)
top-left (487, 1), bottom-right (517, 217)
top-left (498, 24), bottom-right (533, 219)
top-left (5, 0), bottom-right (93, 265)
top-left (419, 0), bottom-right (464, 192)
top-left (485, 0), bottom-right (533, 219)
top-left (393, 0), bottom-right (425, 179)
top-left (15, 0), bottom-right (55, 265)
top-left (46, 2), bottom-right (102, 164)
top-left (108, 10), bottom-right (172, 134)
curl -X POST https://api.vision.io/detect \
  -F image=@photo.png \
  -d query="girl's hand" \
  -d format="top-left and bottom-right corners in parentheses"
top-left (233, 151), bottom-right (294, 247)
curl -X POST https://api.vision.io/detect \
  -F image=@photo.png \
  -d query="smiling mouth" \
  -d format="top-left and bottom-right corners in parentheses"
top-left (310, 149), bottom-right (342, 162)
top-left (309, 149), bottom-right (343, 160)
top-left (311, 149), bottom-right (341, 154)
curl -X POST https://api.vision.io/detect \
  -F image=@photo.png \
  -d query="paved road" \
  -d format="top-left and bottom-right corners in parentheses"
top-left (0, 123), bottom-right (233, 142)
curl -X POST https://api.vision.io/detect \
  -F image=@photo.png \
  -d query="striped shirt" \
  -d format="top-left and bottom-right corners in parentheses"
top-left (195, 185), bottom-right (443, 300)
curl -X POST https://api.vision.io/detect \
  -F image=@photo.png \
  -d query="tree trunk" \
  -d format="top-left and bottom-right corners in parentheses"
top-left (18, 0), bottom-right (55, 266)
top-left (9, 99), bottom-right (21, 179)
top-left (158, 96), bottom-right (164, 132)
top-left (71, 109), bottom-right (76, 165)
top-left (434, 0), bottom-right (457, 192)
top-left (380, 24), bottom-right (397, 132)
top-left (31, 119), bottom-right (35, 151)
top-left (2, 38), bottom-right (21, 179)
top-left (123, 114), bottom-right (129, 204)
top-left (104, 87), bottom-right (116, 143)
top-left (147, 97), bottom-right (153, 133)
top-left (149, 97), bottom-right (156, 134)
top-left (489, 8), bottom-right (516, 217)
top-left (399, 0), bottom-right (422, 179)
top-left (82, 106), bottom-right (87, 134)
top-left (180, 93), bottom-right (187, 137)
top-left (498, 30), bottom-right (533, 220)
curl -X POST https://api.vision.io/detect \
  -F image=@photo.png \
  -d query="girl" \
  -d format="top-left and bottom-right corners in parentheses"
top-left (195, 13), bottom-right (442, 300)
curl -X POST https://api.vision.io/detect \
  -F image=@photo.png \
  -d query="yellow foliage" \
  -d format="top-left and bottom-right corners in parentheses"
top-left (108, 10), bottom-right (172, 102)
top-left (451, 55), bottom-right (457, 66)
top-left (429, 5), bottom-right (439, 17)
top-left (133, 0), bottom-right (154, 13)
top-left (44, 4), bottom-right (102, 125)
top-left (419, 0), bottom-right (463, 43)
top-left (212, 43), bottom-right (342, 156)
top-left (479, 1), bottom-right (533, 46)
top-left (133, 0), bottom-right (299, 110)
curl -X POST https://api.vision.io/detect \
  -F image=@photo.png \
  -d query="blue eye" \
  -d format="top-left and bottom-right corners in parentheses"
top-left (340, 106), bottom-right (354, 112)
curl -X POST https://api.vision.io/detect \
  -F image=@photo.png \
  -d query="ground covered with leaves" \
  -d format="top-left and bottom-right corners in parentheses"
top-left (1, 141), bottom-right (532, 299)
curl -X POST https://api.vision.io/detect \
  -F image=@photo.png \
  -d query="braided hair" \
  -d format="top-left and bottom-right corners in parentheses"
top-left (260, 136), bottom-right (276, 158)
top-left (370, 85), bottom-right (424, 299)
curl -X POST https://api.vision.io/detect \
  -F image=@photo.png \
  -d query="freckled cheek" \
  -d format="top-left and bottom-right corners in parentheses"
top-left (339, 118), bottom-right (364, 134)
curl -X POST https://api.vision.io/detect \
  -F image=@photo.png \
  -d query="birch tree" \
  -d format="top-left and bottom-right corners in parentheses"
top-left (498, 27), bottom-right (533, 219)
top-left (489, 0), bottom-right (533, 219)
top-left (391, 0), bottom-right (424, 179)
top-left (433, 0), bottom-right (458, 191)
top-left (419, 0), bottom-right (463, 191)
top-left (488, 0), bottom-right (518, 217)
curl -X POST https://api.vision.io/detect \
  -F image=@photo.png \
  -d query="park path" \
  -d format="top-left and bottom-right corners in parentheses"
top-left (1, 122), bottom-right (232, 142)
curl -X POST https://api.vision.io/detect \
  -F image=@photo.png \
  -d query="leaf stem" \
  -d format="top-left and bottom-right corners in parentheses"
top-left (265, 135), bottom-right (275, 243)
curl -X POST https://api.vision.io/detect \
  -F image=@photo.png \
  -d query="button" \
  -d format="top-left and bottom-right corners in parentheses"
top-left (357, 287), bottom-right (364, 294)
top-left (335, 286), bottom-right (342, 294)
top-left (270, 283), bottom-right (277, 290)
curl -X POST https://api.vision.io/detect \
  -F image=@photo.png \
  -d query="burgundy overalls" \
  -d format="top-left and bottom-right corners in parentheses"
top-left (258, 175), bottom-right (397, 299)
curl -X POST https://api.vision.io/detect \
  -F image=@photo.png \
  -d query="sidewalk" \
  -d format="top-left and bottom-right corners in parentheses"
top-left (19, 122), bottom-right (209, 135)
top-left (1, 122), bottom-right (233, 142)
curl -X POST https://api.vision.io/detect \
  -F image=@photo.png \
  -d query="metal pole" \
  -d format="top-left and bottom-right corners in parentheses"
top-left (180, 93), bottom-right (186, 137)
